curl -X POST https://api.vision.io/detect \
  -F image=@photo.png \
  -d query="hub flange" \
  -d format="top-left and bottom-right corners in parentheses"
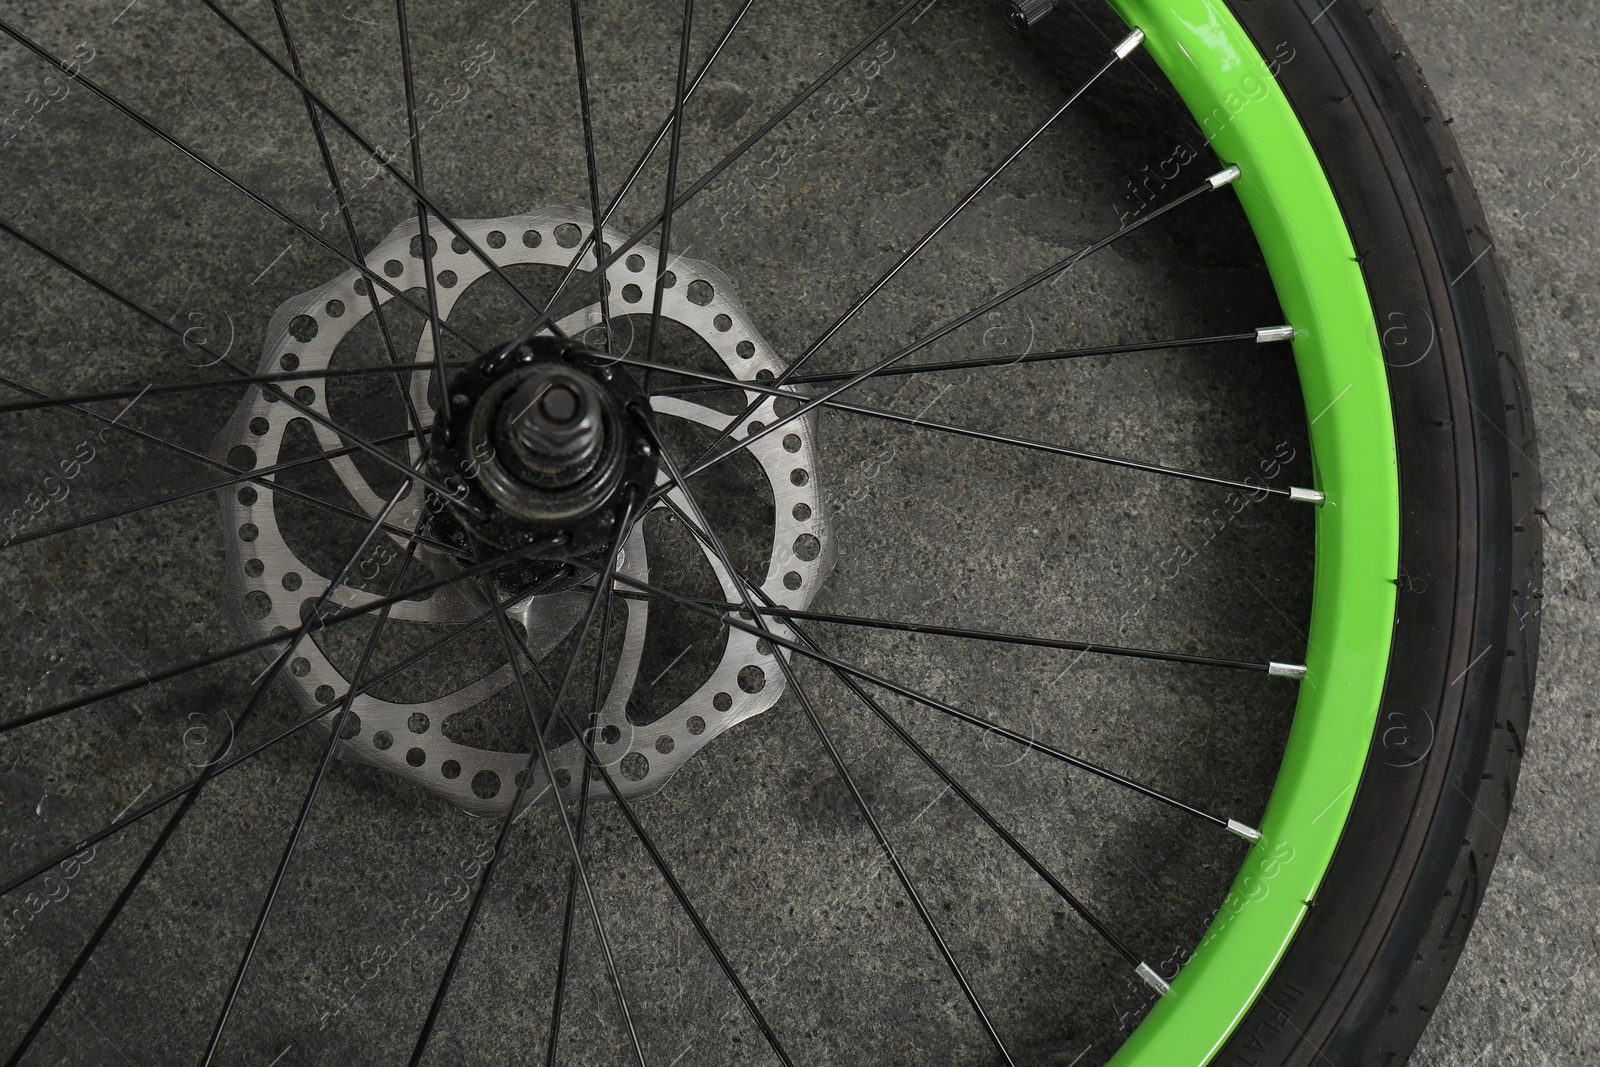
top-left (428, 337), bottom-right (659, 561)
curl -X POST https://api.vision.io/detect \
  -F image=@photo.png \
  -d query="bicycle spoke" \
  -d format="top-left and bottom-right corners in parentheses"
top-left (395, 0), bottom-right (453, 441)
top-left (197, 0), bottom-right (559, 332)
top-left (269, 0), bottom-right (429, 446)
top-left (651, 494), bottom-right (1162, 987)
top-left (0, 19), bottom-right (489, 357)
top-left (0, 362), bottom-right (447, 419)
top-left (616, 351), bottom-right (1313, 500)
top-left (407, 495), bottom-right (644, 1067)
top-left (641, 0), bottom-right (697, 396)
top-left (544, 0), bottom-right (757, 311)
top-left (0, 216), bottom-right (472, 505)
top-left (568, 0), bottom-right (614, 358)
top-left (200, 538), bottom-right (421, 1064)
top-left (522, 641), bottom-right (798, 1067)
top-left (2, 714), bottom-right (252, 1067)
top-left (505, 0), bottom-right (927, 351)
top-left (692, 28), bottom-right (1146, 466)
top-left (608, 591), bottom-right (1299, 675)
top-left (646, 434), bottom-right (1016, 1065)
top-left (218, 465), bottom-right (425, 803)
top-left (791, 617), bottom-right (1175, 991)
top-left (677, 168), bottom-right (1248, 488)
top-left (534, 556), bottom-right (794, 1065)
top-left (0, 536), bottom-right (565, 737)
top-left (650, 327), bottom-right (1292, 396)
top-left (605, 569), bottom-right (1262, 842)
top-left (0, 374), bottom-right (459, 550)
top-left (3, 468), bottom-right (419, 1064)
top-left (0, 325), bottom-right (1282, 418)
top-left (0, 572), bottom-right (558, 903)
top-left (544, 564), bottom-right (613, 1067)
top-left (0, 429), bottom-right (410, 551)
top-left (2, 568), bottom-right (559, 1064)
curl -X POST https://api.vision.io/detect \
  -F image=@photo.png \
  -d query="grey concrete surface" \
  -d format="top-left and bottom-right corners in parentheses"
top-left (0, 0), bottom-right (1592, 1064)
top-left (1379, 1), bottom-right (1600, 1064)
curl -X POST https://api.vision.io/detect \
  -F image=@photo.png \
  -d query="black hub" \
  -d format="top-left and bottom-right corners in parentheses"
top-left (427, 336), bottom-right (658, 566)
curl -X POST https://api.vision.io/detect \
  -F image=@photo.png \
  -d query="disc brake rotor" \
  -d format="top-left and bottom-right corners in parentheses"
top-left (212, 208), bottom-right (835, 817)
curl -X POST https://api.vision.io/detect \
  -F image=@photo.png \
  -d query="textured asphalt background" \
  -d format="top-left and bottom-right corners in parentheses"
top-left (1379, 1), bottom-right (1600, 1064)
top-left (0, 0), bottom-right (1594, 1064)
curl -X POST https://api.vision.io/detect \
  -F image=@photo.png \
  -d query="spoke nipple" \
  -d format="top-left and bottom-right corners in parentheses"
top-left (1289, 486), bottom-right (1326, 505)
top-left (1208, 164), bottom-right (1243, 189)
top-left (1136, 962), bottom-right (1171, 996)
top-left (1256, 325), bottom-right (1296, 344)
top-left (1114, 28), bottom-right (1146, 59)
top-left (1226, 818), bottom-right (1263, 842)
top-left (1268, 661), bottom-right (1308, 680)
top-left (1008, 0), bottom-right (1057, 30)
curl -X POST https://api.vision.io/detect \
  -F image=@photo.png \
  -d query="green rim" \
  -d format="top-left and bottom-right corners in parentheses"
top-left (1099, 1), bottom-right (1401, 1063)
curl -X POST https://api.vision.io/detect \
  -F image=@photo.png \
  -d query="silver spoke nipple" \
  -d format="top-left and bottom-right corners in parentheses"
top-left (1114, 28), bottom-right (1146, 59)
top-left (1268, 661), bottom-right (1308, 679)
top-left (1226, 818), bottom-right (1263, 842)
top-left (1289, 486), bottom-right (1326, 505)
top-left (1256, 325), bottom-right (1296, 343)
top-left (1136, 962), bottom-right (1171, 996)
top-left (1209, 164), bottom-right (1243, 189)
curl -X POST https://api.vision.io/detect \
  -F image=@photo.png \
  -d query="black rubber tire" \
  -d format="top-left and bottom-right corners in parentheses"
top-left (1204, 1), bottom-right (1543, 1064)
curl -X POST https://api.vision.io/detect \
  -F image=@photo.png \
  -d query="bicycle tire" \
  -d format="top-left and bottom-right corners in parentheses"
top-left (1198, 0), bottom-right (1543, 1062)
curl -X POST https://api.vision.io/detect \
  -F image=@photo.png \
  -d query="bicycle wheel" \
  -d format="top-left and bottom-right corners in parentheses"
top-left (0, 0), bottom-right (1538, 1065)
